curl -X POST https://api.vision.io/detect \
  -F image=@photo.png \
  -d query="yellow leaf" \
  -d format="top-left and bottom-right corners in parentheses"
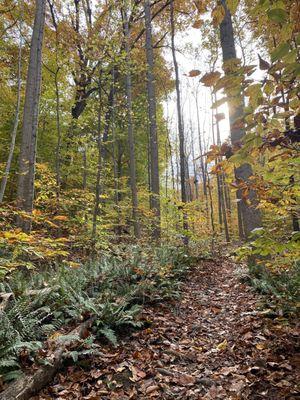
top-left (49, 332), bottom-right (62, 340)
top-left (227, 0), bottom-right (239, 14)
top-left (256, 342), bottom-right (267, 350)
top-left (69, 261), bottom-right (81, 269)
top-left (216, 339), bottom-right (228, 351)
top-left (212, 5), bottom-right (225, 26)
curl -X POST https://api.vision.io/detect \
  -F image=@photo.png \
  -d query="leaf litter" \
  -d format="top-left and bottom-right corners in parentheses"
top-left (35, 260), bottom-right (299, 399)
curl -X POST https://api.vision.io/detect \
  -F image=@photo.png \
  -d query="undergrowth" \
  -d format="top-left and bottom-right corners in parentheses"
top-left (0, 244), bottom-right (193, 383)
top-left (247, 261), bottom-right (300, 317)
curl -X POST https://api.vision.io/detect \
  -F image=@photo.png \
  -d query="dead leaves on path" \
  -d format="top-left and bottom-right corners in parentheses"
top-left (36, 260), bottom-right (299, 400)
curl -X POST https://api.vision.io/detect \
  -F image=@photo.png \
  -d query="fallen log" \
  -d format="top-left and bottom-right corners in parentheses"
top-left (0, 316), bottom-right (96, 400)
top-left (0, 293), bottom-right (13, 313)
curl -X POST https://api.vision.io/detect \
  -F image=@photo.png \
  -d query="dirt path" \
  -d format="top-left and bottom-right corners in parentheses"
top-left (36, 260), bottom-right (299, 399)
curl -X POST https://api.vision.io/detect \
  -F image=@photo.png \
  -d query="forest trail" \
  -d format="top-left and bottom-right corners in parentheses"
top-left (36, 260), bottom-right (299, 400)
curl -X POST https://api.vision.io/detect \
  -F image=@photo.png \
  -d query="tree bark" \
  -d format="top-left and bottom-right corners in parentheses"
top-left (0, 14), bottom-right (23, 203)
top-left (0, 317), bottom-right (96, 400)
top-left (219, 0), bottom-right (261, 239)
top-left (110, 67), bottom-right (121, 234)
top-left (92, 73), bottom-right (103, 237)
top-left (144, 0), bottom-right (161, 239)
top-left (54, 68), bottom-right (62, 206)
top-left (190, 125), bottom-right (199, 200)
top-left (195, 92), bottom-right (207, 197)
top-left (16, 0), bottom-right (46, 232)
top-left (170, 0), bottom-right (188, 243)
top-left (124, 7), bottom-right (141, 239)
top-left (214, 92), bottom-right (230, 242)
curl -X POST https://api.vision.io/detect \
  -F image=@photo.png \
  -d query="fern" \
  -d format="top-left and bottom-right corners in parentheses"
top-left (98, 326), bottom-right (118, 346)
top-left (0, 244), bottom-right (192, 382)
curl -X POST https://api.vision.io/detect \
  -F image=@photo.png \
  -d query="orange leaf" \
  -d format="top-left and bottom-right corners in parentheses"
top-left (192, 19), bottom-right (203, 28)
top-left (200, 71), bottom-right (221, 87)
top-left (53, 215), bottom-right (68, 221)
top-left (188, 69), bottom-right (201, 77)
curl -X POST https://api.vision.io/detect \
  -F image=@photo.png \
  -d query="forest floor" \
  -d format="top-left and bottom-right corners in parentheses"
top-left (35, 260), bottom-right (299, 400)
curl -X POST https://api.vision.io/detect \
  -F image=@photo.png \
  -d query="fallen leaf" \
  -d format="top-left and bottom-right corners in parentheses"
top-left (216, 339), bottom-right (228, 351)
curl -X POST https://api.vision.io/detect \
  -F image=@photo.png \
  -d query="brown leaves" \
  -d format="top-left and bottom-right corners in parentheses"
top-left (192, 19), bottom-right (204, 29)
top-left (194, 0), bottom-right (209, 14)
top-left (200, 71), bottom-right (221, 87)
top-left (36, 261), bottom-right (299, 400)
top-left (187, 69), bottom-right (201, 77)
top-left (258, 54), bottom-right (270, 70)
top-left (130, 366), bottom-right (147, 382)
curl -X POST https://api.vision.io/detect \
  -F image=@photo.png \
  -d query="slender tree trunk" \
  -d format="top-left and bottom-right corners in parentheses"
top-left (290, 176), bottom-right (299, 231)
top-left (48, 4), bottom-right (62, 207)
top-left (124, 8), bottom-right (140, 238)
top-left (144, 0), bottom-right (160, 239)
top-left (195, 94), bottom-right (207, 197)
top-left (206, 167), bottom-right (215, 248)
top-left (211, 91), bottom-right (223, 229)
top-left (167, 132), bottom-right (175, 194)
top-left (280, 89), bottom-right (299, 232)
top-left (220, 0), bottom-right (261, 239)
top-left (214, 93), bottom-right (230, 242)
top-left (190, 127), bottom-right (199, 200)
top-left (170, 0), bottom-right (188, 242)
top-left (82, 145), bottom-right (87, 190)
top-left (92, 74), bottom-right (103, 237)
top-left (0, 15), bottom-right (23, 203)
top-left (16, 0), bottom-right (46, 232)
top-left (54, 68), bottom-right (62, 206)
top-left (111, 67), bottom-right (121, 234)
top-left (175, 135), bottom-right (180, 197)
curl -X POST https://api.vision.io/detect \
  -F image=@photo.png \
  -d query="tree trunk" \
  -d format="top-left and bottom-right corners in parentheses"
top-left (0, 16), bottom-right (23, 203)
top-left (190, 125), bottom-right (199, 200)
top-left (111, 67), bottom-right (121, 234)
top-left (167, 133), bottom-right (176, 194)
top-left (82, 145), bottom-right (87, 190)
top-left (206, 167), bottom-right (215, 249)
top-left (124, 8), bottom-right (141, 239)
top-left (211, 91), bottom-right (223, 230)
top-left (16, 0), bottom-right (46, 232)
top-left (54, 68), bottom-right (62, 207)
top-left (170, 0), bottom-right (188, 243)
top-left (195, 93), bottom-right (207, 197)
top-left (219, 0), bottom-right (261, 239)
top-left (144, 0), bottom-right (161, 239)
top-left (214, 92), bottom-right (230, 242)
top-left (290, 175), bottom-right (299, 232)
top-left (92, 73), bottom-right (103, 237)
